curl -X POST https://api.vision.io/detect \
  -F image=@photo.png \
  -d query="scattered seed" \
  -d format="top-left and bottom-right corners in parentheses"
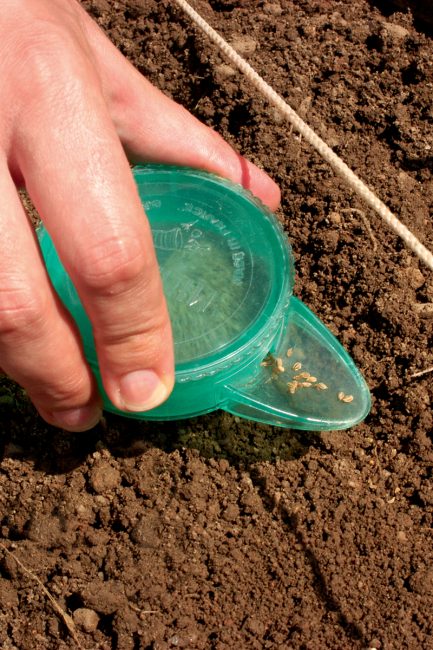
top-left (286, 347), bottom-right (294, 358)
top-left (338, 391), bottom-right (354, 403)
top-left (316, 383), bottom-right (328, 390)
top-left (276, 358), bottom-right (285, 373)
top-left (292, 362), bottom-right (302, 371)
top-left (308, 376), bottom-right (317, 383)
top-left (294, 371), bottom-right (310, 380)
top-left (287, 381), bottom-right (298, 394)
top-left (300, 382), bottom-right (312, 388)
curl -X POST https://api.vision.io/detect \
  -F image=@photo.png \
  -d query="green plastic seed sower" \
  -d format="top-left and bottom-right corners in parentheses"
top-left (38, 164), bottom-right (371, 430)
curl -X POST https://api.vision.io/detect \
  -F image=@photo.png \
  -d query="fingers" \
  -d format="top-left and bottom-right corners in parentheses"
top-left (125, 86), bottom-right (282, 212)
top-left (78, 6), bottom-right (281, 211)
top-left (14, 50), bottom-right (174, 414)
top-left (0, 164), bottom-right (101, 431)
top-left (0, 0), bottom-right (277, 432)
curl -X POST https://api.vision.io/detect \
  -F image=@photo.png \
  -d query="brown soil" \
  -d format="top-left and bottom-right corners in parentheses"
top-left (1, 1), bottom-right (433, 648)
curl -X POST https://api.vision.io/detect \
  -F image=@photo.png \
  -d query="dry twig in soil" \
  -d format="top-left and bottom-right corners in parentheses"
top-left (409, 365), bottom-right (433, 379)
top-left (0, 542), bottom-right (84, 649)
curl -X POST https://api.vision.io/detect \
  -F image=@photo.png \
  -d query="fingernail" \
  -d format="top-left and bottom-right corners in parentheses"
top-left (118, 370), bottom-right (170, 412)
top-left (51, 406), bottom-right (102, 431)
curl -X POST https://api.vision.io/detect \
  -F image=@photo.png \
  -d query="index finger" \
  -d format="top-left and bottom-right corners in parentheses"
top-left (16, 58), bottom-right (174, 413)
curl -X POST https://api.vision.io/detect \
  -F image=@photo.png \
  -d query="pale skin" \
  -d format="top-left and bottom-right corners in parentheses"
top-left (0, 0), bottom-right (280, 432)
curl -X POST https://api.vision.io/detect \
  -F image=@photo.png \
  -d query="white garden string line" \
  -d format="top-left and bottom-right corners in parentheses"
top-left (173, 0), bottom-right (433, 272)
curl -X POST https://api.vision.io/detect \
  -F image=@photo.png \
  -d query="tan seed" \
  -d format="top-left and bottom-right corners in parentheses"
top-left (286, 348), bottom-right (294, 357)
top-left (292, 362), bottom-right (302, 371)
top-left (338, 391), bottom-right (346, 401)
top-left (294, 371), bottom-right (310, 380)
top-left (316, 383), bottom-right (328, 390)
top-left (287, 381), bottom-right (298, 394)
top-left (308, 376), bottom-right (317, 383)
top-left (342, 394), bottom-right (354, 403)
top-left (276, 358), bottom-right (285, 373)
top-left (300, 382), bottom-right (312, 388)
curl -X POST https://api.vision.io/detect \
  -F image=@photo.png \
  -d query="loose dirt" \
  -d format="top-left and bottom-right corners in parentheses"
top-left (1, 1), bottom-right (432, 648)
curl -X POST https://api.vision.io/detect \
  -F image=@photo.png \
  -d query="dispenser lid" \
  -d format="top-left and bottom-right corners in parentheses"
top-left (37, 164), bottom-right (370, 430)
top-left (224, 297), bottom-right (371, 430)
top-left (132, 164), bottom-right (294, 378)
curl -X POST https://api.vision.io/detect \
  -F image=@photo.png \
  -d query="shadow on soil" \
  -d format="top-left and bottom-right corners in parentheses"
top-left (367, 0), bottom-right (433, 36)
top-left (0, 377), bottom-right (318, 473)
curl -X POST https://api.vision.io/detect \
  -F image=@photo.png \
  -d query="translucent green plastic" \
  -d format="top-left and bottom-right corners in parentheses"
top-left (37, 164), bottom-right (371, 430)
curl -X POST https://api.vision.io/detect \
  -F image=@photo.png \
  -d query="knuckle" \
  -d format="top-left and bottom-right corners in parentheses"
top-left (0, 285), bottom-right (48, 337)
top-left (35, 374), bottom-right (91, 409)
top-left (104, 308), bottom-right (168, 347)
top-left (12, 27), bottom-right (73, 81)
top-left (99, 311), bottom-right (170, 366)
top-left (76, 235), bottom-right (148, 295)
top-left (4, 23), bottom-right (89, 118)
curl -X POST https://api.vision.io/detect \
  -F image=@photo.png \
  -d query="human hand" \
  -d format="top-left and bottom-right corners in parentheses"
top-left (0, 0), bottom-right (280, 431)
